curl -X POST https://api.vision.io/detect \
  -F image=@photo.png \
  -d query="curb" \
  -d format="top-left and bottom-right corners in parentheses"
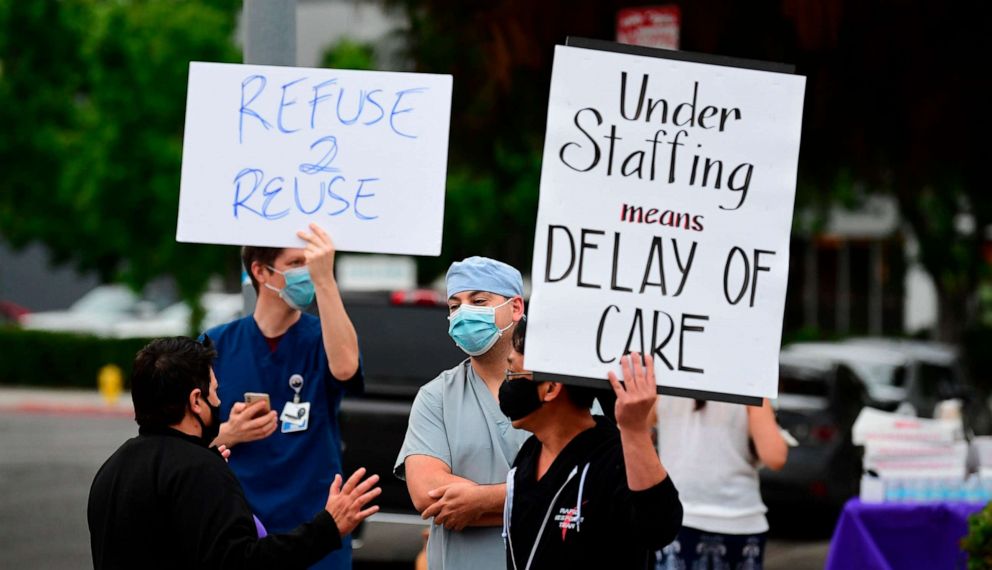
top-left (0, 402), bottom-right (133, 418)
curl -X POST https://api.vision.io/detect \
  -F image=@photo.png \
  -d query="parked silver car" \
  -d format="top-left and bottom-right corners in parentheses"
top-left (110, 293), bottom-right (243, 338)
top-left (785, 340), bottom-right (975, 419)
top-left (21, 285), bottom-right (242, 339)
top-left (761, 351), bottom-right (867, 510)
top-left (842, 337), bottom-right (990, 432)
top-left (20, 285), bottom-right (149, 336)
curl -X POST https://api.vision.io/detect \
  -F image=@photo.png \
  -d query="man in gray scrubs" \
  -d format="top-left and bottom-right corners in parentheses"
top-left (395, 256), bottom-right (530, 570)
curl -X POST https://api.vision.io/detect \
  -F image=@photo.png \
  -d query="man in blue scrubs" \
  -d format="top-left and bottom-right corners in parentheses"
top-left (207, 223), bottom-right (363, 570)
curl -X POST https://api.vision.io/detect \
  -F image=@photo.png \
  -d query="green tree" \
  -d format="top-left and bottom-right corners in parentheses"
top-left (320, 38), bottom-right (376, 70)
top-left (815, 2), bottom-right (992, 344)
top-left (0, 1), bottom-right (89, 262)
top-left (0, 0), bottom-right (242, 328)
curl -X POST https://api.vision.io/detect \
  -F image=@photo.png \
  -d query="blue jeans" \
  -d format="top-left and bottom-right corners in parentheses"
top-left (655, 526), bottom-right (766, 570)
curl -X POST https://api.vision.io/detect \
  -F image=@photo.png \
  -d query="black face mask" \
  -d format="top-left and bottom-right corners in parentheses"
top-left (194, 396), bottom-right (221, 446)
top-left (499, 378), bottom-right (545, 421)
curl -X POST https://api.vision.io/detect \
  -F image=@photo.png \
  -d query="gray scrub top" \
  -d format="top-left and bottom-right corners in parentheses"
top-left (395, 360), bottom-right (529, 570)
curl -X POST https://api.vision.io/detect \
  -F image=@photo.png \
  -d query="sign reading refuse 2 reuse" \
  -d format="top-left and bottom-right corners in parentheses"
top-left (177, 62), bottom-right (452, 256)
top-left (525, 39), bottom-right (807, 404)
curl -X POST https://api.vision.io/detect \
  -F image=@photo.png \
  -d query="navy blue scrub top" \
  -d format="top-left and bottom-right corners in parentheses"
top-left (204, 314), bottom-right (363, 535)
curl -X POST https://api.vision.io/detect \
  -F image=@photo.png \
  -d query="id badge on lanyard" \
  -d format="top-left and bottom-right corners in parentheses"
top-left (280, 373), bottom-right (310, 433)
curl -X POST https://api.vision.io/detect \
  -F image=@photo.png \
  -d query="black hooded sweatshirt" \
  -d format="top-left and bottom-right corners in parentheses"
top-left (88, 426), bottom-right (340, 569)
top-left (504, 417), bottom-right (683, 570)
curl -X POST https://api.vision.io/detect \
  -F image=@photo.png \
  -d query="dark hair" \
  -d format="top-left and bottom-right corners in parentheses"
top-left (512, 316), bottom-right (527, 355)
top-left (562, 384), bottom-right (599, 410)
top-left (511, 317), bottom-right (598, 410)
top-left (131, 337), bottom-right (217, 428)
top-left (241, 246), bottom-right (283, 293)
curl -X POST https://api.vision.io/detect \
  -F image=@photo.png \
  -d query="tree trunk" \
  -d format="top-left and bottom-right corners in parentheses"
top-left (935, 284), bottom-right (970, 344)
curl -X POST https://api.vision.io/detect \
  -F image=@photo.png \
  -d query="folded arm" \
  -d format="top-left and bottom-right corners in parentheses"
top-left (404, 454), bottom-right (505, 530)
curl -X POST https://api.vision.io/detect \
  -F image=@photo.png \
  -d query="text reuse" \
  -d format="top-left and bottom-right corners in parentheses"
top-left (526, 42), bottom-right (806, 402)
top-left (177, 62), bottom-right (452, 254)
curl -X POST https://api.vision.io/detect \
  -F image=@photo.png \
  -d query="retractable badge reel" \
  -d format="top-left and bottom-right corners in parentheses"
top-left (280, 374), bottom-right (310, 433)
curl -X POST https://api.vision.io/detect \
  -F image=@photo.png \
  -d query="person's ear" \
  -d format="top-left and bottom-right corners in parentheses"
top-left (188, 388), bottom-right (203, 414)
top-left (542, 382), bottom-right (561, 403)
top-left (511, 296), bottom-right (525, 322)
top-left (251, 261), bottom-right (270, 286)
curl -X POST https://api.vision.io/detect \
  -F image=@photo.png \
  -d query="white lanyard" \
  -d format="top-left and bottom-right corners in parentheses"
top-left (506, 466), bottom-right (578, 570)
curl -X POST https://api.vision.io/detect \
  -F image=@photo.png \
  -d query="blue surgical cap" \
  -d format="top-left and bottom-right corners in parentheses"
top-left (446, 256), bottom-right (523, 299)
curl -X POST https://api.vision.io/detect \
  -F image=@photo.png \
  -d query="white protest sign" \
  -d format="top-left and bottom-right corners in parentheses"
top-left (527, 42), bottom-right (806, 402)
top-left (177, 62), bottom-right (452, 255)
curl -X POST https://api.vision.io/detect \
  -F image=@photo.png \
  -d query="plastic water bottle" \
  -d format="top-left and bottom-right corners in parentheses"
top-left (947, 478), bottom-right (964, 501)
top-left (885, 479), bottom-right (904, 503)
top-left (934, 479), bottom-right (954, 501)
top-left (964, 476), bottom-right (983, 502)
top-left (981, 477), bottom-right (992, 503)
top-left (977, 478), bottom-right (991, 503)
top-left (906, 479), bottom-right (926, 502)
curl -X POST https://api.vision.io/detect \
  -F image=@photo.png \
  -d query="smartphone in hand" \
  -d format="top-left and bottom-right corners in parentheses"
top-left (244, 392), bottom-right (271, 413)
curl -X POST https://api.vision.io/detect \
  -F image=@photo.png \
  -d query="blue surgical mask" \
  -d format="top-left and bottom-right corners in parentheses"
top-left (264, 266), bottom-right (315, 310)
top-left (447, 298), bottom-right (513, 356)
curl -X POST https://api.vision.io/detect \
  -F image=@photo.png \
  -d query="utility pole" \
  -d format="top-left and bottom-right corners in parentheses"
top-left (240, 0), bottom-right (297, 316)
top-left (243, 0), bottom-right (297, 66)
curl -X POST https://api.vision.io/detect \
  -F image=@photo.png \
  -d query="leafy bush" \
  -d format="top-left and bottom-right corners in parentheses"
top-left (963, 502), bottom-right (992, 569)
top-left (0, 328), bottom-right (152, 389)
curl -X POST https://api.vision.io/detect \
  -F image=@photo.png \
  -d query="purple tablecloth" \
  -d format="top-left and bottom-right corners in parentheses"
top-left (825, 499), bottom-right (984, 570)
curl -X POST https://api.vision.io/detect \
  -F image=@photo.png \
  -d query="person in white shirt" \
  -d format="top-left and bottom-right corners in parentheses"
top-left (655, 397), bottom-right (787, 570)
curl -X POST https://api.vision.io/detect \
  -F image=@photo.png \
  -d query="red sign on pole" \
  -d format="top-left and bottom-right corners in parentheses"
top-left (616, 5), bottom-right (681, 50)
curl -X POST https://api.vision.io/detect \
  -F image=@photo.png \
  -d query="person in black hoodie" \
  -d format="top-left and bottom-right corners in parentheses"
top-left (87, 336), bottom-right (381, 570)
top-left (500, 322), bottom-right (682, 570)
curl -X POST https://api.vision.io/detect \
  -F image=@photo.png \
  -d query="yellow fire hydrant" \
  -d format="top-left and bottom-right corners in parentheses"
top-left (98, 364), bottom-right (123, 406)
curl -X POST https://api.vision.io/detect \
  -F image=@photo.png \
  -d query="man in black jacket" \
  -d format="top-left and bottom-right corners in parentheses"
top-left (500, 323), bottom-right (682, 569)
top-left (88, 336), bottom-right (380, 569)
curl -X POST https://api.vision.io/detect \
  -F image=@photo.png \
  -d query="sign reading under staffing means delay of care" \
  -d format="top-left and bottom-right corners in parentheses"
top-left (177, 62), bottom-right (452, 256)
top-left (526, 39), bottom-right (807, 404)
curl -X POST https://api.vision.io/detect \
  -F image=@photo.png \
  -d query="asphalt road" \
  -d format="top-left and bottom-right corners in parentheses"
top-left (0, 410), bottom-right (829, 569)
top-left (0, 412), bottom-right (130, 569)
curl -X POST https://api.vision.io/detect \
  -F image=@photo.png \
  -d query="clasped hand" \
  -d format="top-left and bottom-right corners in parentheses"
top-left (421, 482), bottom-right (485, 531)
